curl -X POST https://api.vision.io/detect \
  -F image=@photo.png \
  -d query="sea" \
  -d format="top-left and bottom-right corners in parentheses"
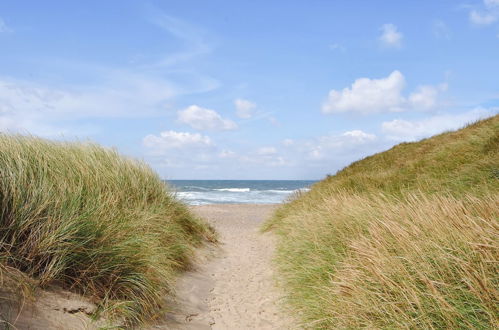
top-left (166, 180), bottom-right (317, 205)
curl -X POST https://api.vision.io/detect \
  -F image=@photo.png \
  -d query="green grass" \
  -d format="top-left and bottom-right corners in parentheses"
top-left (265, 115), bottom-right (499, 329)
top-left (0, 135), bottom-right (216, 326)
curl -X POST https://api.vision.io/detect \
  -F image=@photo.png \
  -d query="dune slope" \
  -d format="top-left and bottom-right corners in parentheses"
top-left (265, 115), bottom-right (499, 329)
top-left (0, 135), bottom-right (215, 327)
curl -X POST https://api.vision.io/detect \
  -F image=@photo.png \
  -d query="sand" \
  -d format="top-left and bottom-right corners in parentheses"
top-left (0, 285), bottom-right (106, 329)
top-left (1, 204), bottom-right (294, 329)
top-left (156, 204), bottom-right (295, 330)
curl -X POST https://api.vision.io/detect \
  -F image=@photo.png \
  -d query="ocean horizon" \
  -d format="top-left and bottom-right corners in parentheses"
top-left (166, 180), bottom-right (317, 205)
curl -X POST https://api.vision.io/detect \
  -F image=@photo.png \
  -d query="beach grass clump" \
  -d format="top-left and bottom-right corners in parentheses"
top-left (0, 135), bottom-right (215, 325)
top-left (265, 115), bottom-right (499, 328)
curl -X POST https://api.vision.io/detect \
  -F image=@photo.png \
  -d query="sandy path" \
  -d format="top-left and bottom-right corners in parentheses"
top-left (157, 204), bottom-right (295, 330)
top-left (1, 204), bottom-right (294, 329)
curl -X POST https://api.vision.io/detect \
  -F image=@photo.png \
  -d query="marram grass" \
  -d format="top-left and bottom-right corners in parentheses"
top-left (265, 115), bottom-right (499, 329)
top-left (0, 135), bottom-right (215, 326)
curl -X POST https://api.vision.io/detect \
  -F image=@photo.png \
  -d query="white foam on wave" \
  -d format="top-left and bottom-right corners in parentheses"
top-left (214, 188), bottom-right (251, 192)
top-left (176, 192), bottom-right (196, 198)
top-left (183, 185), bottom-right (210, 191)
top-left (176, 187), bottom-right (312, 205)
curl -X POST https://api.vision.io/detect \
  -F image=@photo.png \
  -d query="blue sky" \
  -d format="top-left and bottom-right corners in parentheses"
top-left (0, 1), bottom-right (498, 179)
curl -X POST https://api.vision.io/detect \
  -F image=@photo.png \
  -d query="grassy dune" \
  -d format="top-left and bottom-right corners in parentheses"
top-left (0, 135), bottom-right (215, 326)
top-left (265, 115), bottom-right (499, 329)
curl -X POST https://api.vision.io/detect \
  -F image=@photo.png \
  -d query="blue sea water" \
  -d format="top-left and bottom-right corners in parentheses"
top-left (166, 180), bottom-right (317, 205)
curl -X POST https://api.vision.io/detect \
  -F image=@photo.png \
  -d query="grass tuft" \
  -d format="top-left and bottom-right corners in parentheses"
top-left (0, 135), bottom-right (215, 326)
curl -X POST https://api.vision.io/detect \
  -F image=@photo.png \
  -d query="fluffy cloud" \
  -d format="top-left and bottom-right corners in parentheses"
top-left (379, 24), bottom-right (403, 47)
top-left (142, 130), bottom-right (220, 175)
top-left (143, 130), bottom-right (212, 151)
top-left (382, 108), bottom-right (496, 141)
top-left (177, 105), bottom-right (237, 131)
top-left (234, 98), bottom-right (256, 119)
top-left (239, 147), bottom-right (292, 167)
top-left (239, 155), bottom-right (291, 167)
top-left (307, 130), bottom-right (378, 160)
top-left (322, 71), bottom-right (405, 114)
top-left (256, 146), bottom-right (277, 155)
top-left (252, 131), bottom-right (379, 167)
top-left (144, 128), bottom-right (384, 179)
top-left (342, 130), bottom-right (376, 142)
top-left (469, 0), bottom-right (499, 25)
top-left (218, 149), bottom-right (236, 158)
top-left (408, 83), bottom-right (448, 110)
top-left (322, 71), bottom-right (446, 114)
top-left (470, 10), bottom-right (497, 24)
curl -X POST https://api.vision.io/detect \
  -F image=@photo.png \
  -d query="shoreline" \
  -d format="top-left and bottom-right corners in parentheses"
top-left (189, 202), bottom-right (282, 206)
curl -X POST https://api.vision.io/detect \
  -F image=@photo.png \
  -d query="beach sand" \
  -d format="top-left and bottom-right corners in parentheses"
top-left (1, 204), bottom-right (294, 329)
top-left (156, 204), bottom-right (296, 330)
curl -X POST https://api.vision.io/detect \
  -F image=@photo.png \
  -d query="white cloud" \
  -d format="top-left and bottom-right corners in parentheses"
top-left (257, 146), bottom-right (277, 155)
top-left (0, 11), bottom-right (221, 138)
top-left (234, 98), bottom-right (256, 119)
top-left (342, 130), bottom-right (376, 142)
top-left (379, 24), bottom-right (403, 47)
top-left (300, 130), bottom-right (378, 161)
top-left (485, 0), bottom-right (499, 8)
top-left (177, 105), bottom-right (237, 131)
top-left (322, 71), bottom-right (446, 115)
top-left (143, 130), bottom-right (212, 151)
top-left (408, 83), bottom-right (448, 111)
top-left (322, 71), bottom-right (406, 114)
top-left (240, 152), bottom-right (292, 167)
top-left (0, 75), bottom-right (178, 136)
top-left (381, 108), bottom-right (496, 141)
top-left (144, 127), bottom-right (385, 179)
top-left (245, 156), bottom-right (290, 167)
top-left (218, 149), bottom-right (236, 158)
top-left (143, 130), bottom-right (221, 176)
top-left (469, 0), bottom-right (499, 25)
top-left (304, 130), bottom-right (377, 161)
top-left (470, 10), bottom-right (497, 25)
top-left (266, 156), bottom-right (290, 167)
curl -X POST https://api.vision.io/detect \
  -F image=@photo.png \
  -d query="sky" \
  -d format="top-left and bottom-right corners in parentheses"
top-left (0, 0), bottom-right (498, 180)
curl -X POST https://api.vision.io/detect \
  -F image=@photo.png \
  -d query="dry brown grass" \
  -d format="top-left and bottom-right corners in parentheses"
top-left (266, 115), bottom-right (499, 328)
